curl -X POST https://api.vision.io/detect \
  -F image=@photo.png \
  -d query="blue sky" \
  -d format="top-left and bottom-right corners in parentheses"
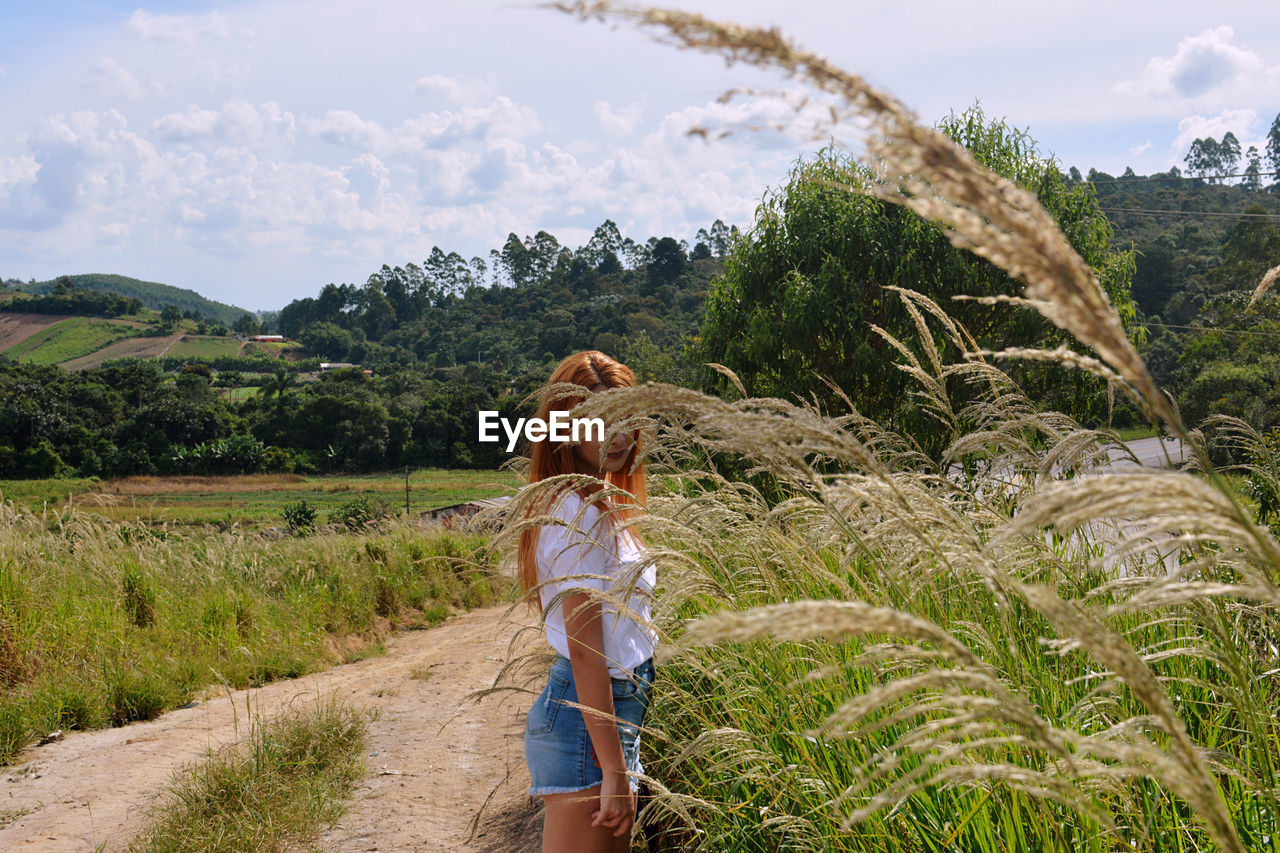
top-left (1, 0), bottom-right (1277, 311)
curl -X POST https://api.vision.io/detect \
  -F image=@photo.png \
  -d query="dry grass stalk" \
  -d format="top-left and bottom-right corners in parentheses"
top-left (551, 1), bottom-right (1177, 435)
top-left (1248, 263), bottom-right (1280, 308)
top-left (493, 7), bottom-right (1280, 850)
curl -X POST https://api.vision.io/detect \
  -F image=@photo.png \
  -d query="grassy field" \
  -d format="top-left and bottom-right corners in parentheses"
top-left (0, 469), bottom-right (521, 526)
top-left (0, 505), bottom-right (514, 765)
top-left (4, 317), bottom-right (141, 365)
top-left (214, 385), bottom-right (261, 401)
top-left (241, 340), bottom-right (302, 358)
top-left (614, 402), bottom-right (1280, 853)
top-left (166, 334), bottom-right (244, 360)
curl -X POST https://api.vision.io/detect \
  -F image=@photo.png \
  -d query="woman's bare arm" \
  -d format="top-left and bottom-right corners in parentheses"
top-left (562, 590), bottom-right (635, 838)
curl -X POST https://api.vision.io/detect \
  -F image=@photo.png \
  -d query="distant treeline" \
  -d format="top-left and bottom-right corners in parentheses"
top-left (264, 219), bottom-right (730, 374)
top-left (6, 112), bottom-right (1280, 479)
top-left (12, 272), bottom-right (253, 326)
top-left (0, 358), bottom-right (531, 479)
top-left (1081, 160), bottom-right (1280, 431)
top-left (1, 277), bottom-right (143, 318)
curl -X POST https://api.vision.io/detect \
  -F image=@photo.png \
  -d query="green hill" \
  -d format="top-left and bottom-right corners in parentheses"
top-left (16, 274), bottom-right (253, 326)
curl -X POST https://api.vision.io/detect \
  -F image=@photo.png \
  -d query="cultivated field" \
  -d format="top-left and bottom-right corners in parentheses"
top-left (58, 330), bottom-right (184, 369)
top-left (165, 334), bottom-right (246, 360)
top-left (0, 312), bottom-right (66, 353)
top-left (4, 317), bottom-right (144, 365)
top-left (0, 468), bottom-right (522, 526)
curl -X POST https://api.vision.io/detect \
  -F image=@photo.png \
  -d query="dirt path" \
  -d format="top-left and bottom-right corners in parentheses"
top-left (60, 331), bottom-right (183, 370)
top-left (0, 313), bottom-right (65, 353)
top-left (0, 605), bottom-right (544, 852)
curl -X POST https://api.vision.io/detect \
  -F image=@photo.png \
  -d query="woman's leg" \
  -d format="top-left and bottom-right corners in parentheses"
top-left (541, 787), bottom-right (633, 853)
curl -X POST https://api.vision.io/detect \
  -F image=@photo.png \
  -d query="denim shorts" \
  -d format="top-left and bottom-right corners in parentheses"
top-left (524, 655), bottom-right (655, 796)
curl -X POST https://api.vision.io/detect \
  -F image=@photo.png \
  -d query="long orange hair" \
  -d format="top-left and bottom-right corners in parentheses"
top-left (517, 350), bottom-right (647, 607)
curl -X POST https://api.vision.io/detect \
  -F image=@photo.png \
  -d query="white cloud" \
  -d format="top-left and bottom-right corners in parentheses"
top-left (84, 57), bottom-right (152, 100)
top-left (594, 100), bottom-right (643, 136)
top-left (1117, 26), bottom-right (1278, 100)
top-left (1130, 140), bottom-right (1152, 157)
top-left (344, 154), bottom-right (391, 208)
top-left (153, 101), bottom-right (296, 150)
top-left (305, 110), bottom-right (386, 149)
top-left (1169, 109), bottom-right (1261, 165)
top-left (125, 10), bottom-right (236, 44)
top-left (412, 74), bottom-right (495, 103)
top-left (0, 1), bottom-right (819, 302)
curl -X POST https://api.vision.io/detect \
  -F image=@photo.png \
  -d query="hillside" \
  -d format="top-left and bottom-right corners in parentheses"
top-left (12, 273), bottom-right (254, 326)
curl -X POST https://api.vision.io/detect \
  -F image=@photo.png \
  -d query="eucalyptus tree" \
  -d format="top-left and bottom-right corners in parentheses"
top-left (698, 106), bottom-right (1138, 453)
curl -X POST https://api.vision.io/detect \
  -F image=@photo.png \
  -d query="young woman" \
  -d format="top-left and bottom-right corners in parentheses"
top-left (519, 351), bottom-right (655, 853)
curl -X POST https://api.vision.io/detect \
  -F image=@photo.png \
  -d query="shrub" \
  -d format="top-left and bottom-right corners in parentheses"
top-left (329, 496), bottom-right (393, 530)
top-left (283, 499), bottom-right (318, 535)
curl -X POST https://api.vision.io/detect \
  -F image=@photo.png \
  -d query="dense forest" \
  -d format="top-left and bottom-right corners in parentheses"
top-left (0, 220), bottom-right (729, 478)
top-left (2, 111), bottom-right (1279, 480)
top-left (1086, 148), bottom-right (1280, 429)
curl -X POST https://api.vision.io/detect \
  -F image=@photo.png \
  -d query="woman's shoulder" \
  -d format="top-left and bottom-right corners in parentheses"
top-left (541, 488), bottom-right (605, 539)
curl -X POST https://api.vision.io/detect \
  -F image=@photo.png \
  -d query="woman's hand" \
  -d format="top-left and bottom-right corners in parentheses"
top-left (591, 767), bottom-right (636, 838)
top-left (562, 591), bottom-right (635, 840)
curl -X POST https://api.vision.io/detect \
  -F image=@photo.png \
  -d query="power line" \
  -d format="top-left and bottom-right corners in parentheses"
top-left (1140, 321), bottom-right (1280, 339)
top-left (1087, 170), bottom-right (1278, 185)
top-left (1100, 207), bottom-right (1280, 221)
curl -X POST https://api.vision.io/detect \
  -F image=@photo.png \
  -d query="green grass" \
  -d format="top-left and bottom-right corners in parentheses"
top-left (0, 477), bottom-right (102, 509)
top-left (1112, 425), bottom-right (1160, 442)
top-left (5, 317), bottom-right (140, 365)
top-left (636, 469), bottom-right (1280, 853)
top-left (0, 507), bottom-right (514, 765)
top-left (0, 469), bottom-right (520, 526)
top-left (240, 340), bottom-right (301, 358)
top-left (215, 386), bottom-right (261, 402)
top-left (166, 335), bottom-right (243, 360)
top-left (125, 696), bottom-right (368, 853)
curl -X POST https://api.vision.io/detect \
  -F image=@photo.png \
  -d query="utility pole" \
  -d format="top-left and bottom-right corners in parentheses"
top-left (404, 466), bottom-right (410, 516)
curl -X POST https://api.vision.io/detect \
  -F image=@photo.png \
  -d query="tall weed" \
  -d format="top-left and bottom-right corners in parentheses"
top-left (0, 513), bottom-right (511, 765)
top-left (490, 6), bottom-right (1280, 851)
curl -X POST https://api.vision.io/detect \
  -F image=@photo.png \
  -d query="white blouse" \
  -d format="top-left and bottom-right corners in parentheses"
top-left (535, 489), bottom-right (656, 678)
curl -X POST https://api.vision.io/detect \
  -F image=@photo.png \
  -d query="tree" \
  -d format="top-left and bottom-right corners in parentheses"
top-left (1220, 131), bottom-right (1242, 175)
top-left (301, 321), bottom-right (353, 360)
top-left (708, 219), bottom-right (731, 258)
top-left (582, 220), bottom-right (625, 270)
top-left (160, 304), bottom-right (182, 329)
top-left (1207, 205), bottom-right (1280, 293)
top-left (1243, 146), bottom-right (1263, 192)
top-left (1266, 113), bottom-right (1280, 179)
top-left (496, 233), bottom-right (533, 286)
top-left (233, 312), bottom-right (260, 336)
top-left (648, 237), bottom-right (687, 288)
top-left (699, 106), bottom-right (1138, 451)
top-left (259, 366), bottom-right (299, 421)
top-left (1185, 137), bottom-right (1222, 180)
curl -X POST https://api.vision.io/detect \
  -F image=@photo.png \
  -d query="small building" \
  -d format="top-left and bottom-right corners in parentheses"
top-left (420, 496), bottom-right (510, 531)
top-left (319, 362), bottom-right (357, 372)
top-left (252, 334), bottom-right (285, 342)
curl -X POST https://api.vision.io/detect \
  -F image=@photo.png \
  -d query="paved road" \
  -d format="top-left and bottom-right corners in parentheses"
top-left (1114, 435), bottom-right (1187, 469)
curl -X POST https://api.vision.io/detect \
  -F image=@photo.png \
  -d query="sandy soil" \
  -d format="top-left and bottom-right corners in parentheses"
top-left (0, 313), bottom-right (67, 353)
top-left (0, 604), bottom-right (545, 852)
